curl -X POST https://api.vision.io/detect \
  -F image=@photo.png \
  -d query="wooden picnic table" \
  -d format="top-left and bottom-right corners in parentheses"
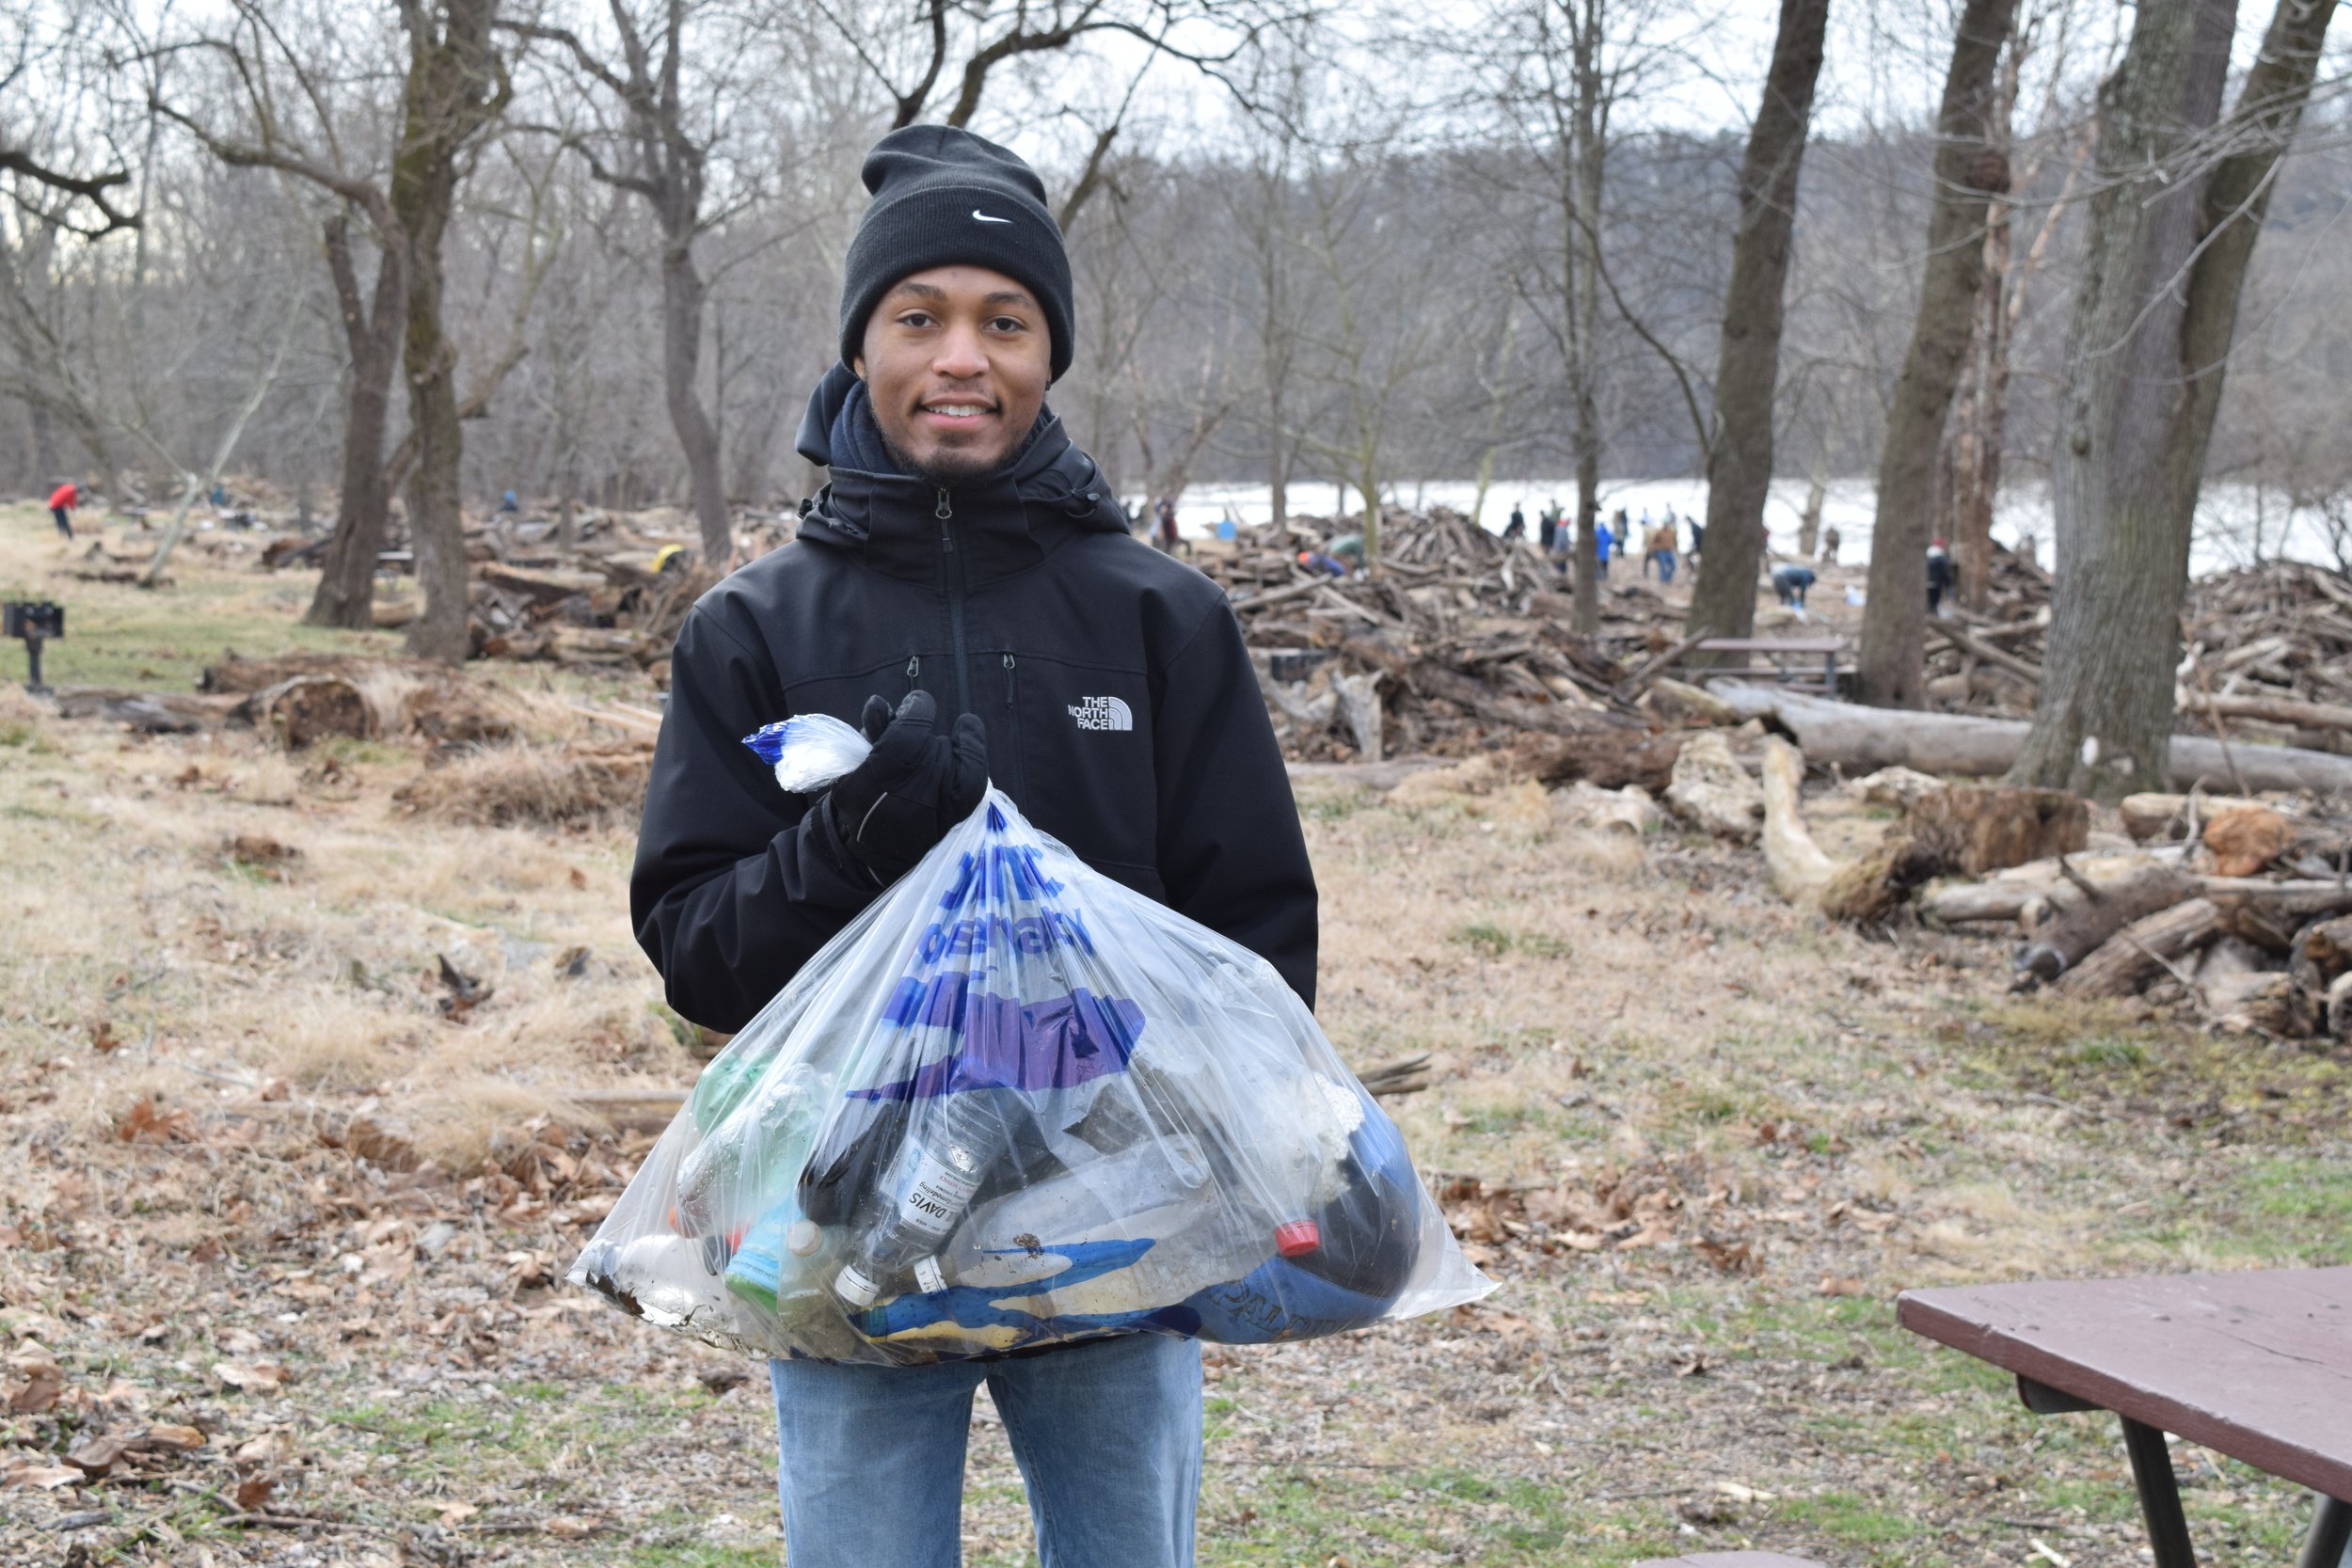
top-left (1899, 1268), bottom-right (2352, 1568)
top-left (1678, 637), bottom-right (1847, 694)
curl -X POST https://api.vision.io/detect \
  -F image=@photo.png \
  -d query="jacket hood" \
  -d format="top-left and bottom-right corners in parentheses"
top-left (792, 362), bottom-right (1130, 579)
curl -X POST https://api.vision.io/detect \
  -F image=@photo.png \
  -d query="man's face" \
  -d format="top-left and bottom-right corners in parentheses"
top-left (854, 264), bottom-right (1050, 485)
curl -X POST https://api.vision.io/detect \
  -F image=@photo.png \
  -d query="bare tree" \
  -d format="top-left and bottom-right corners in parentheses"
top-left (1291, 144), bottom-right (1445, 567)
top-left (504, 1), bottom-right (756, 566)
top-left (2010, 0), bottom-right (2338, 796)
top-left (154, 0), bottom-right (512, 657)
top-left (1686, 0), bottom-right (1834, 645)
top-left (1483, 0), bottom-right (1697, 632)
top-left (1936, 1), bottom-right (2093, 610)
top-left (1853, 0), bottom-right (2020, 705)
top-left (310, 208), bottom-right (405, 626)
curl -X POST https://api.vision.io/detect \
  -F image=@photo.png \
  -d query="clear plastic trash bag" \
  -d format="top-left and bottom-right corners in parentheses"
top-left (571, 713), bottom-right (1491, 1364)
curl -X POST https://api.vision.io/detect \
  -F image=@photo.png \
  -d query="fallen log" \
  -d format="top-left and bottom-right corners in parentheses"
top-left (2190, 692), bottom-right (2352, 735)
top-left (1509, 730), bottom-right (1687, 792)
top-left (1759, 738), bottom-right (1840, 905)
top-left (2202, 972), bottom-right (2315, 1037)
top-left (2017, 864), bottom-right (2198, 983)
top-left (2055, 897), bottom-right (2221, 998)
top-left (1917, 848), bottom-right (2185, 925)
top-left (2119, 791), bottom-right (2278, 842)
top-left (1647, 677), bottom-right (1742, 726)
top-left (1927, 622), bottom-right (2043, 686)
top-left (250, 675), bottom-right (373, 749)
top-left (1712, 684), bottom-right (2352, 794)
top-left (52, 688), bottom-right (244, 732)
top-left (1905, 785), bottom-right (2088, 876)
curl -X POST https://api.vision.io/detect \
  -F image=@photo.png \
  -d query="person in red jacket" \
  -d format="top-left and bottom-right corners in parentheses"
top-left (45, 482), bottom-right (79, 540)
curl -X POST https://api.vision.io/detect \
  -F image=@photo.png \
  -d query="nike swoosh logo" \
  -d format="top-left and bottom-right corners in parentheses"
top-left (973, 210), bottom-right (1012, 224)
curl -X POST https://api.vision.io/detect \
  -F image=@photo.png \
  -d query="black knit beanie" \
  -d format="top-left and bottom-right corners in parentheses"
top-left (838, 126), bottom-right (1074, 383)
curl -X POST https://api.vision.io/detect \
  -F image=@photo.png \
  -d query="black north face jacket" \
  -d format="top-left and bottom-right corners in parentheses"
top-left (629, 367), bottom-right (1317, 1033)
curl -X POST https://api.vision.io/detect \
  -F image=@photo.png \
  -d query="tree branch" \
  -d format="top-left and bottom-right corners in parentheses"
top-left (0, 150), bottom-right (141, 237)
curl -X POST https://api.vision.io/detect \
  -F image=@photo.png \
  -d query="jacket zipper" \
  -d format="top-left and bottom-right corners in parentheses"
top-left (904, 654), bottom-right (920, 695)
top-left (936, 487), bottom-right (972, 715)
top-left (1002, 652), bottom-right (1017, 711)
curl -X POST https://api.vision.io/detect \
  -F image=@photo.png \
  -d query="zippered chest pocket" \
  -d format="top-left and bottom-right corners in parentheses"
top-left (994, 652), bottom-right (1159, 890)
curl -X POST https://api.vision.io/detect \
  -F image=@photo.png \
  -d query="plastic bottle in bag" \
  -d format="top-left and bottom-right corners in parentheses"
top-left (909, 1133), bottom-right (1244, 1305)
top-left (830, 1091), bottom-right (999, 1309)
top-left (675, 1064), bottom-right (827, 1264)
top-left (724, 1205), bottom-right (867, 1362)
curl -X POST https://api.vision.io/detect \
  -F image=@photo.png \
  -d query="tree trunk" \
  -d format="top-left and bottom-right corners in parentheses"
top-left (663, 236), bottom-right (730, 566)
top-left (1856, 0), bottom-right (2019, 705)
top-left (1268, 398), bottom-right (1289, 531)
top-left (2010, 0), bottom-right (2332, 798)
top-left (1686, 0), bottom-right (1833, 645)
top-left (389, 0), bottom-right (508, 666)
top-left (25, 399), bottom-right (58, 480)
top-left (1567, 8), bottom-right (1605, 637)
top-left (1797, 472), bottom-right (1824, 558)
top-left (307, 212), bottom-right (405, 630)
top-left (1715, 683), bottom-right (2352, 793)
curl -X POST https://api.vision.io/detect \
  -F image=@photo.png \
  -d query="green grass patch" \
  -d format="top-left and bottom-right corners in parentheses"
top-left (2230, 1156), bottom-right (2352, 1264)
top-left (1451, 922), bottom-right (1570, 960)
top-left (11, 551), bottom-right (404, 691)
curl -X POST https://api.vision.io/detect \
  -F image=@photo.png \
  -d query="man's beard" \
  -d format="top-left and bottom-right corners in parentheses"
top-left (879, 423), bottom-right (1005, 487)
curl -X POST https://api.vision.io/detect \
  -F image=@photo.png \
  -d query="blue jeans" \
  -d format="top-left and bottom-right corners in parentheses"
top-left (768, 1332), bottom-right (1203, 1568)
top-left (1656, 549), bottom-right (1677, 583)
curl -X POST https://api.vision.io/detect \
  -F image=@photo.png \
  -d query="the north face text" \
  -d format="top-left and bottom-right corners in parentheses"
top-left (1069, 696), bottom-right (1133, 731)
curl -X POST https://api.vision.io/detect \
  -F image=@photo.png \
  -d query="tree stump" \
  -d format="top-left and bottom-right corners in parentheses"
top-left (255, 675), bottom-right (372, 750)
top-left (1905, 784), bottom-right (2088, 876)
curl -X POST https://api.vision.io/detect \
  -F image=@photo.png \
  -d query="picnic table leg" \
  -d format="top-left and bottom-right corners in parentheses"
top-left (2296, 1495), bottom-right (2352, 1568)
top-left (2120, 1415), bottom-right (2200, 1568)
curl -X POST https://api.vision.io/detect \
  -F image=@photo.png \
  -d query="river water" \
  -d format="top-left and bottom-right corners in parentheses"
top-left (1150, 478), bottom-right (2343, 580)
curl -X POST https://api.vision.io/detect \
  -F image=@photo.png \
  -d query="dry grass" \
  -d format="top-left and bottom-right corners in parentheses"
top-left (2, 507), bottom-right (2347, 1566)
top-left (393, 737), bottom-right (654, 827)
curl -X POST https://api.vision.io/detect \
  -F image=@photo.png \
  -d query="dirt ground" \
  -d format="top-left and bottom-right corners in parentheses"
top-left (2, 503), bottom-right (2346, 1568)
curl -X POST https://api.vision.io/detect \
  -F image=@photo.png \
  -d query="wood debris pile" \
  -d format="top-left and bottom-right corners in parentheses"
top-left (1921, 552), bottom-right (2352, 753)
top-left (1206, 507), bottom-right (1679, 771)
top-left (1911, 790), bottom-right (2352, 1037)
top-left (461, 556), bottom-right (718, 682)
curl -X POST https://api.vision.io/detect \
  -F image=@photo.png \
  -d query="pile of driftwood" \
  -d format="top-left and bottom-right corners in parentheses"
top-left (1918, 791), bottom-right (2352, 1037)
top-left (1922, 554), bottom-right (2352, 752)
top-left (1211, 508), bottom-right (1680, 768)
top-left (462, 557), bottom-right (716, 679)
top-left (1664, 718), bottom-right (2352, 1037)
top-left (252, 499), bottom-right (771, 684)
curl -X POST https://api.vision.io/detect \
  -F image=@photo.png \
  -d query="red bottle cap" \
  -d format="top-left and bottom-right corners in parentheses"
top-left (1275, 1221), bottom-right (1321, 1258)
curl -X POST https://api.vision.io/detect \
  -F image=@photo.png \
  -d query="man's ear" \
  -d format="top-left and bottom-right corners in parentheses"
top-left (850, 355), bottom-right (865, 380)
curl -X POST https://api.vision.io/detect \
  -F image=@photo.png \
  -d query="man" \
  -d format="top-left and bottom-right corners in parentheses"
top-left (1650, 519), bottom-right (1678, 584)
top-left (1503, 501), bottom-right (1526, 542)
top-left (46, 480), bottom-right (80, 539)
top-left (1154, 494), bottom-right (1181, 553)
top-left (1927, 536), bottom-right (1956, 617)
top-left (1820, 523), bottom-right (1840, 565)
top-left (629, 125), bottom-right (1316, 1568)
top-left (1536, 501), bottom-right (1556, 555)
top-left (1771, 562), bottom-right (1816, 611)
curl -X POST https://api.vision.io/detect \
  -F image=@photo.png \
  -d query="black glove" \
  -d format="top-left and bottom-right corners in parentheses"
top-left (820, 690), bottom-right (988, 887)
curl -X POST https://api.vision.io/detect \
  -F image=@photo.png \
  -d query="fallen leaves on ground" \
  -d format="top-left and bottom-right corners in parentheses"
top-left (114, 1095), bottom-right (197, 1144)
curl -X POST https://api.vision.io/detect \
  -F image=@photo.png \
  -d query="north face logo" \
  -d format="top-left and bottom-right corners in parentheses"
top-left (1069, 696), bottom-right (1133, 732)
